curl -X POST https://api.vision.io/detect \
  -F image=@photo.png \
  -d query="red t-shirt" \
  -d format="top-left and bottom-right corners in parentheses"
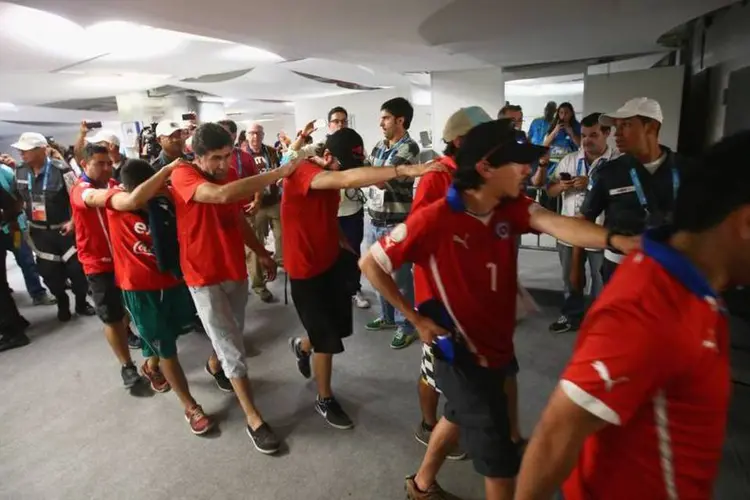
top-left (560, 237), bottom-right (731, 500)
top-left (170, 164), bottom-right (247, 287)
top-left (281, 161), bottom-right (340, 280)
top-left (105, 188), bottom-right (182, 291)
top-left (411, 155), bottom-right (457, 304)
top-left (372, 186), bottom-right (535, 368)
top-left (230, 147), bottom-right (258, 179)
top-left (69, 177), bottom-right (118, 275)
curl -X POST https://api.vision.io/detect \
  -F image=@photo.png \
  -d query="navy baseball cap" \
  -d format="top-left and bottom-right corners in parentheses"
top-left (456, 119), bottom-right (547, 170)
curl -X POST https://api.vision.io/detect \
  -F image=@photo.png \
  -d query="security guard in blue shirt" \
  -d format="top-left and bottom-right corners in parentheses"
top-left (581, 98), bottom-right (693, 283)
top-left (11, 133), bottom-right (95, 321)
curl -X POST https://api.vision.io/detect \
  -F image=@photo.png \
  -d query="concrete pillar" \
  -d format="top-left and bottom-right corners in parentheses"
top-left (430, 68), bottom-right (505, 145)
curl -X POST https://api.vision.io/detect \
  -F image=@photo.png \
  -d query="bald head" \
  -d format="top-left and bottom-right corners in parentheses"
top-left (247, 122), bottom-right (265, 151)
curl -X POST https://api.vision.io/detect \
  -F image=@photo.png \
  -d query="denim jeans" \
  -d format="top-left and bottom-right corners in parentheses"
top-left (557, 243), bottom-right (604, 325)
top-left (5, 239), bottom-right (46, 298)
top-left (366, 221), bottom-right (414, 333)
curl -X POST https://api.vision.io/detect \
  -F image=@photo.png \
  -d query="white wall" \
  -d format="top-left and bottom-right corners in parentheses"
top-left (430, 68), bottom-right (504, 145)
top-left (294, 86), bottom-right (413, 153)
top-left (584, 66), bottom-right (685, 150)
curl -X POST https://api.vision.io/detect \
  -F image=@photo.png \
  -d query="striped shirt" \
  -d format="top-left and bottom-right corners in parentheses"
top-left (366, 132), bottom-right (420, 223)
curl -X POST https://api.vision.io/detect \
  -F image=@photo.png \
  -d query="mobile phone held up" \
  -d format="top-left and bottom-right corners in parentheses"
top-left (85, 122), bottom-right (102, 130)
top-left (182, 112), bottom-right (197, 121)
top-left (559, 172), bottom-right (572, 181)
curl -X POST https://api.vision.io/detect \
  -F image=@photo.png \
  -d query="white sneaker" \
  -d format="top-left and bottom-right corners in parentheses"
top-left (353, 291), bottom-right (370, 309)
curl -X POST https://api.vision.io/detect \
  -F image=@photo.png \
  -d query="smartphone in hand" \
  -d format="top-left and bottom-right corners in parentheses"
top-left (559, 172), bottom-right (572, 181)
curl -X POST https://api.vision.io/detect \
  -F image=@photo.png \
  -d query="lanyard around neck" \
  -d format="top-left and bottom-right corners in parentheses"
top-left (27, 160), bottom-right (51, 192)
top-left (629, 166), bottom-right (680, 211)
top-left (235, 149), bottom-right (243, 177)
top-left (377, 135), bottom-right (408, 163)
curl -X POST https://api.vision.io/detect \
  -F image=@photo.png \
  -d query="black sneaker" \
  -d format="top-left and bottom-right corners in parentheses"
top-left (121, 362), bottom-right (141, 389)
top-left (204, 362), bottom-right (233, 392)
top-left (75, 301), bottom-right (96, 317)
top-left (315, 395), bottom-right (353, 430)
top-left (549, 316), bottom-right (573, 334)
top-left (289, 337), bottom-right (311, 379)
top-left (0, 332), bottom-right (30, 353)
top-left (127, 331), bottom-right (141, 350)
top-left (57, 306), bottom-right (72, 322)
top-left (246, 422), bottom-right (280, 454)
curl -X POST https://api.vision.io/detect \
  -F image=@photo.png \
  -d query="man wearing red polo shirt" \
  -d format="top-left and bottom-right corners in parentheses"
top-left (170, 123), bottom-right (298, 454)
top-left (514, 132), bottom-right (750, 500)
top-left (360, 119), bottom-right (638, 500)
top-left (285, 128), bottom-right (440, 430)
top-left (411, 106), bottom-right (491, 461)
top-left (70, 144), bottom-right (140, 389)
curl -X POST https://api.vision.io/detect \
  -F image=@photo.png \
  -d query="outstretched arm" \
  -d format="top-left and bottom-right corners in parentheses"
top-left (309, 162), bottom-right (443, 191)
top-left (529, 206), bottom-right (639, 254)
top-left (85, 162), bottom-right (175, 211)
top-left (192, 159), bottom-right (298, 204)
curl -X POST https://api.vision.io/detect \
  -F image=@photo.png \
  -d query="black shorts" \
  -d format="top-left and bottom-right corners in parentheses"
top-left (86, 272), bottom-right (125, 324)
top-left (290, 254), bottom-right (353, 354)
top-left (435, 347), bottom-right (519, 479)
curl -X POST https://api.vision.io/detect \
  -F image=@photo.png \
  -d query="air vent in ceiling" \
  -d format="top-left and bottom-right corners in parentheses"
top-left (40, 96), bottom-right (118, 112)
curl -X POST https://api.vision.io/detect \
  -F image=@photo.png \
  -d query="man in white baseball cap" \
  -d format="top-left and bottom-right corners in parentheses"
top-left (152, 120), bottom-right (187, 171)
top-left (580, 97), bottom-right (693, 282)
top-left (75, 123), bottom-right (126, 181)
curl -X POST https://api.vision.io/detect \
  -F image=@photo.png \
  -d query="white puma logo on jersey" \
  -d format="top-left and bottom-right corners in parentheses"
top-left (452, 234), bottom-right (469, 249)
top-left (591, 360), bottom-right (629, 392)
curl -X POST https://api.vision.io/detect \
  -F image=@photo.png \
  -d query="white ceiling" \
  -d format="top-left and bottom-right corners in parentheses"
top-left (0, 0), bottom-right (736, 139)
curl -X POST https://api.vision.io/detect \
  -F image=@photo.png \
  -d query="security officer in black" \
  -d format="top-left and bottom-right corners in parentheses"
top-left (581, 98), bottom-right (692, 283)
top-left (12, 132), bottom-right (95, 321)
top-left (150, 120), bottom-right (191, 171)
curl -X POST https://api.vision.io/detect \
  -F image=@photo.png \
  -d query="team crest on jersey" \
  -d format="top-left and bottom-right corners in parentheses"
top-left (495, 222), bottom-right (510, 239)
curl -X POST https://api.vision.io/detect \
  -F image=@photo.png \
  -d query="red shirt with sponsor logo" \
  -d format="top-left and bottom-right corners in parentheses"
top-left (560, 232), bottom-right (731, 500)
top-left (281, 161), bottom-right (340, 280)
top-left (372, 186), bottom-right (534, 368)
top-left (105, 187), bottom-right (182, 291)
top-left (411, 155), bottom-right (457, 304)
top-left (69, 176), bottom-right (118, 275)
top-left (170, 164), bottom-right (247, 287)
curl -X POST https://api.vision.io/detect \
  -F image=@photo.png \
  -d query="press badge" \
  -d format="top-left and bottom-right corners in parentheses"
top-left (368, 187), bottom-right (385, 210)
top-left (30, 194), bottom-right (47, 222)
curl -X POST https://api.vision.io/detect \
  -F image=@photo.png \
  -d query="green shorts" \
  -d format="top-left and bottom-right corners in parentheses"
top-left (123, 285), bottom-right (195, 359)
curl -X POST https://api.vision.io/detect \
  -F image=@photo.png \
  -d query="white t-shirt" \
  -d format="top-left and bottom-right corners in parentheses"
top-left (551, 147), bottom-right (618, 248)
top-left (643, 153), bottom-right (666, 174)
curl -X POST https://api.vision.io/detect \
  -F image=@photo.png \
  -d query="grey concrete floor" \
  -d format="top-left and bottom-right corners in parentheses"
top-left (1, 248), bottom-right (747, 500)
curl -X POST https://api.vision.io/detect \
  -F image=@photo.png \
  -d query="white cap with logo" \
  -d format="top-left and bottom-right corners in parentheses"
top-left (600, 97), bottom-right (663, 126)
top-left (155, 120), bottom-right (184, 138)
top-left (11, 132), bottom-right (48, 151)
top-left (86, 130), bottom-right (121, 147)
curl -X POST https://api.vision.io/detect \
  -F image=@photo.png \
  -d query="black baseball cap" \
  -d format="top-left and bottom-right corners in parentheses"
top-left (456, 119), bottom-right (547, 171)
top-left (324, 128), bottom-right (366, 169)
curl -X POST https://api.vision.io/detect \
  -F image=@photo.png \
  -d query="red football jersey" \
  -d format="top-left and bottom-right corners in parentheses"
top-left (372, 186), bottom-right (534, 368)
top-left (170, 164), bottom-right (247, 287)
top-left (561, 237), bottom-right (731, 500)
top-left (69, 177), bottom-right (118, 275)
top-left (411, 155), bottom-right (457, 305)
top-left (105, 189), bottom-right (182, 292)
top-left (281, 161), bottom-right (341, 279)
